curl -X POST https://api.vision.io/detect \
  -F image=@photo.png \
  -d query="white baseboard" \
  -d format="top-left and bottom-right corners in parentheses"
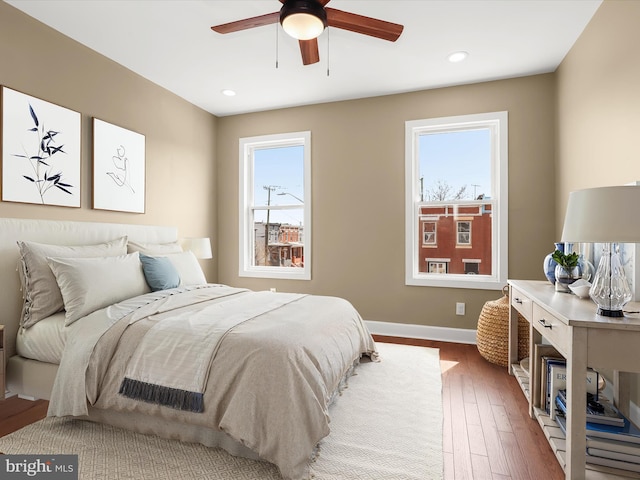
top-left (365, 320), bottom-right (477, 345)
top-left (17, 394), bottom-right (37, 401)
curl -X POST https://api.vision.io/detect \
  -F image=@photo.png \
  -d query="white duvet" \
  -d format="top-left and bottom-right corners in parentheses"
top-left (48, 284), bottom-right (377, 479)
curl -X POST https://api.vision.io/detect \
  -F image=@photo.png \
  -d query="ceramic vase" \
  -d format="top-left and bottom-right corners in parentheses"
top-left (543, 242), bottom-right (564, 285)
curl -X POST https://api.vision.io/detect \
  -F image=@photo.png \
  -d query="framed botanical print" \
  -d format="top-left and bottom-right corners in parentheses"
top-left (1, 86), bottom-right (81, 207)
top-left (92, 118), bottom-right (145, 213)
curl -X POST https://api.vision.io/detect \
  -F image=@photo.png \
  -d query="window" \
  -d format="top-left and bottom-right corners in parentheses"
top-left (422, 221), bottom-right (437, 246)
top-left (405, 112), bottom-right (508, 289)
top-left (457, 221), bottom-right (471, 246)
top-left (464, 260), bottom-right (480, 275)
top-left (428, 261), bottom-right (449, 274)
top-left (239, 131), bottom-right (311, 280)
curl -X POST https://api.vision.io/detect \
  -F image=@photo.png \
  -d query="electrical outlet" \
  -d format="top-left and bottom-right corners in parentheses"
top-left (270, 288), bottom-right (277, 292)
top-left (456, 302), bottom-right (465, 315)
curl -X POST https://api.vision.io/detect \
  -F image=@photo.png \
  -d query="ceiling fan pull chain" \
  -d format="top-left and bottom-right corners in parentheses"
top-left (326, 27), bottom-right (330, 77)
top-left (275, 22), bottom-right (279, 69)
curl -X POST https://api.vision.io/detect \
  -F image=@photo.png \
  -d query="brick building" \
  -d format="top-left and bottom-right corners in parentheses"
top-left (418, 203), bottom-right (492, 275)
top-left (254, 222), bottom-right (304, 267)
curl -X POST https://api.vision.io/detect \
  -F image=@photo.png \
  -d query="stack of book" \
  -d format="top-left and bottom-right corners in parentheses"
top-left (541, 356), bottom-right (599, 420)
top-left (555, 389), bottom-right (640, 473)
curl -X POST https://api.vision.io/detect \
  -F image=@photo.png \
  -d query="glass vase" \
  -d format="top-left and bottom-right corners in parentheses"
top-left (555, 264), bottom-right (581, 292)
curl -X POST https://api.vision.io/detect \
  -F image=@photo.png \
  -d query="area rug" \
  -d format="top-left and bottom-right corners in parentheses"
top-left (0, 342), bottom-right (443, 479)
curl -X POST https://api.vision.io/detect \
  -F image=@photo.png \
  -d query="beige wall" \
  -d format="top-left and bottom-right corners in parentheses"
top-left (11, 0), bottom-right (633, 330)
top-left (555, 0), bottom-right (640, 406)
top-left (0, 2), bottom-right (218, 281)
top-left (556, 0), bottom-right (640, 233)
top-left (217, 75), bottom-right (557, 327)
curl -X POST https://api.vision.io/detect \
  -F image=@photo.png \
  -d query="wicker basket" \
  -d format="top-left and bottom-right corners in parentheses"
top-left (477, 287), bottom-right (529, 367)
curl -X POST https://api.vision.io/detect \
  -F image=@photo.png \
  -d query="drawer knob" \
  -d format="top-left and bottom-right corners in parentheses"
top-left (514, 297), bottom-right (523, 304)
top-left (538, 318), bottom-right (553, 329)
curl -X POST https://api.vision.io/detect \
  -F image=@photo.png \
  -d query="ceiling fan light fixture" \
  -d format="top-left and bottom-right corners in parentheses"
top-left (280, 0), bottom-right (327, 40)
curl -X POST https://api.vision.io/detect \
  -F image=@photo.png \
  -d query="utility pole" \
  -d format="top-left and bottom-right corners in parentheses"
top-left (263, 185), bottom-right (279, 266)
top-left (472, 184), bottom-right (480, 199)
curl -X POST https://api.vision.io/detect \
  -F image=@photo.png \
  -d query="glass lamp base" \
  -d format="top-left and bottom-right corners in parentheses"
top-left (589, 244), bottom-right (632, 319)
top-left (596, 307), bottom-right (625, 317)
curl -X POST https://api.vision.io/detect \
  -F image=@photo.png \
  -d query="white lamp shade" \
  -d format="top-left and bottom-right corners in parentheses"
top-left (282, 13), bottom-right (325, 40)
top-left (181, 237), bottom-right (212, 259)
top-left (561, 186), bottom-right (640, 243)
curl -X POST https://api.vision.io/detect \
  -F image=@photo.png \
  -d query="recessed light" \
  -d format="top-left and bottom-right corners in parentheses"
top-left (221, 89), bottom-right (236, 97)
top-left (448, 51), bottom-right (468, 63)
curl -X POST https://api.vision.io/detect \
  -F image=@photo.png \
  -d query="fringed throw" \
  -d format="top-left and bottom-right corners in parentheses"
top-left (119, 291), bottom-right (307, 413)
top-left (119, 377), bottom-right (204, 413)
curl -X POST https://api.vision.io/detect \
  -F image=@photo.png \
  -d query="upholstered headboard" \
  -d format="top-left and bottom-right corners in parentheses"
top-left (0, 217), bottom-right (178, 359)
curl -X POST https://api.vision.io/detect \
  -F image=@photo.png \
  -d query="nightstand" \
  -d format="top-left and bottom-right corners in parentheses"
top-left (0, 325), bottom-right (4, 401)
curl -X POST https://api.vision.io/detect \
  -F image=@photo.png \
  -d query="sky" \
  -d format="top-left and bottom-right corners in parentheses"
top-left (253, 144), bottom-right (304, 225)
top-left (419, 128), bottom-right (491, 201)
top-left (251, 127), bottom-right (491, 226)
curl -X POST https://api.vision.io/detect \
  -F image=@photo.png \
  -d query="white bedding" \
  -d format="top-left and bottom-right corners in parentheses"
top-left (17, 312), bottom-right (66, 364)
top-left (48, 285), bottom-right (377, 480)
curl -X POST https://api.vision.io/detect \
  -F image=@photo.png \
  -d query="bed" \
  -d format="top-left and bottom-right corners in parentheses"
top-left (0, 217), bottom-right (377, 480)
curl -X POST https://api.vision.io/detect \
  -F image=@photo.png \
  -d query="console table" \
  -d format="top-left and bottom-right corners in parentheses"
top-left (508, 279), bottom-right (640, 480)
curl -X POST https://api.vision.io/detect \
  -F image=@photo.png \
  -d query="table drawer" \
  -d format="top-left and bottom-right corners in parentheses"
top-left (532, 304), bottom-right (569, 356)
top-left (511, 285), bottom-right (533, 320)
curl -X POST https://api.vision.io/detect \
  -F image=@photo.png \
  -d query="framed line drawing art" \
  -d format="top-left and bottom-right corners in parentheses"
top-left (1, 86), bottom-right (81, 207)
top-left (92, 118), bottom-right (145, 213)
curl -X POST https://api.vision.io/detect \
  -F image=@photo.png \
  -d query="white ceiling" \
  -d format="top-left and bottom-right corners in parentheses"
top-left (5, 0), bottom-right (602, 117)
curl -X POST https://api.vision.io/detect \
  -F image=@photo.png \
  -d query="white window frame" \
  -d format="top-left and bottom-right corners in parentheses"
top-left (457, 220), bottom-right (471, 246)
top-left (405, 111), bottom-right (508, 290)
top-left (422, 221), bottom-right (437, 246)
top-left (239, 131), bottom-right (311, 280)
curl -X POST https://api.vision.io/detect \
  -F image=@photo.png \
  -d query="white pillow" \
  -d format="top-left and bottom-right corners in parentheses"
top-left (17, 237), bottom-right (128, 328)
top-left (46, 252), bottom-right (150, 325)
top-left (127, 240), bottom-right (183, 255)
top-left (164, 251), bottom-right (207, 286)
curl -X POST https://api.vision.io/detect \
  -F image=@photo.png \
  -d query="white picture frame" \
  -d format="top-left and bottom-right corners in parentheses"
top-left (92, 118), bottom-right (145, 213)
top-left (1, 86), bottom-right (81, 207)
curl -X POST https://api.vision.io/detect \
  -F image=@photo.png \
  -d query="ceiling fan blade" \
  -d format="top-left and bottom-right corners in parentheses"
top-left (325, 7), bottom-right (403, 42)
top-left (299, 38), bottom-right (320, 65)
top-left (211, 11), bottom-right (279, 34)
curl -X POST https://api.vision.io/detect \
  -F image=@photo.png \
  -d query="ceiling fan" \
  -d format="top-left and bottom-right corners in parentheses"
top-left (211, 0), bottom-right (404, 66)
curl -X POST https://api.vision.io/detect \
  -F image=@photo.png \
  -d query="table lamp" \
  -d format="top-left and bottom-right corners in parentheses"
top-left (561, 185), bottom-right (640, 317)
top-left (180, 237), bottom-right (213, 260)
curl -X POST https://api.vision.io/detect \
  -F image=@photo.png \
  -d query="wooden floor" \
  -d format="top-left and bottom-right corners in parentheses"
top-left (0, 337), bottom-right (564, 479)
top-left (374, 336), bottom-right (564, 480)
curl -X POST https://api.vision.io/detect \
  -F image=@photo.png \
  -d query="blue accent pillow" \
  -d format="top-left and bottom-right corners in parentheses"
top-left (139, 254), bottom-right (180, 292)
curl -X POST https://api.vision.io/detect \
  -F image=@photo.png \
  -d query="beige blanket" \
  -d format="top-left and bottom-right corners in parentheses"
top-left (48, 285), bottom-right (377, 480)
top-left (120, 291), bottom-right (309, 412)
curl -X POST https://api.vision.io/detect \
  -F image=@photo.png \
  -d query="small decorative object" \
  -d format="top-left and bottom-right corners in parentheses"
top-left (552, 249), bottom-right (581, 292)
top-left (568, 278), bottom-right (592, 299)
top-left (92, 118), bottom-right (145, 213)
top-left (1, 86), bottom-right (81, 207)
top-left (543, 242), bottom-right (564, 285)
